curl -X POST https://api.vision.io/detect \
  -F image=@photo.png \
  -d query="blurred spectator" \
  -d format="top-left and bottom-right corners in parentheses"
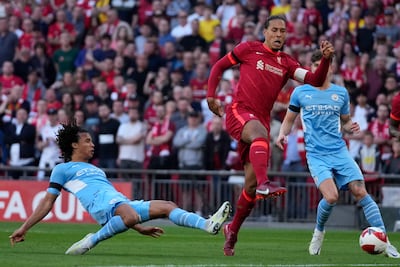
top-left (171, 10), bottom-right (192, 40)
top-left (30, 42), bottom-right (57, 88)
top-left (52, 32), bottom-right (79, 78)
top-left (28, 98), bottom-right (48, 131)
top-left (69, 6), bottom-right (86, 46)
top-left (187, 1), bottom-right (206, 23)
top-left (216, 0), bottom-right (239, 33)
top-left (96, 8), bottom-right (131, 39)
top-left (303, 0), bottom-right (323, 34)
top-left (208, 25), bottom-right (227, 66)
top-left (111, 99), bottom-right (129, 124)
top-left (179, 51), bottom-right (195, 86)
top-left (13, 46), bottom-right (34, 82)
top-left (143, 40), bottom-right (166, 73)
top-left (23, 70), bottom-right (46, 113)
top-left (74, 33), bottom-right (97, 69)
top-left (179, 19), bottom-right (208, 52)
top-left (166, 0), bottom-right (191, 29)
top-left (170, 97), bottom-right (192, 131)
top-left (189, 62), bottom-right (208, 102)
top-left (60, 92), bottom-right (76, 121)
top-left (73, 109), bottom-right (85, 127)
top-left (372, 42), bottom-right (396, 70)
top-left (18, 18), bottom-right (36, 51)
top-left (356, 130), bottom-right (381, 173)
top-left (382, 139), bottom-right (400, 174)
top-left (4, 108), bottom-right (36, 179)
top-left (116, 107), bottom-right (146, 179)
top-left (204, 115), bottom-right (231, 171)
top-left (47, 9), bottom-right (77, 56)
top-left (375, 6), bottom-right (400, 46)
top-left (157, 18), bottom-right (176, 50)
top-left (135, 23), bottom-right (153, 55)
top-left (269, 110), bottom-right (283, 172)
top-left (286, 21), bottom-right (312, 59)
top-left (254, 8), bottom-right (269, 41)
top-left (345, 99), bottom-right (368, 159)
top-left (198, 5), bottom-right (220, 43)
top-left (340, 54), bottom-right (365, 99)
top-left (44, 88), bottom-right (62, 111)
top-left (356, 11), bottom-right (377, 55)
top-left (97, 103), bottom-right (120, 169)
top-left (0, 61), bottom-right (25, 96)
top-left (368, 104), bottom-right (392, 157)
top-left (173, 110), bottom-right (207, 214)
top-left (127, 54), bottom-right (150, 100)
top-left (1, 85), bottom-right (30, 124)
top-left (0, 16), bottom-right (18, 67)
top-left (146, 103), bottom-right (177, 179)
top-left (347, 3), bottom-right (364, 38)
top-left (364, 55), bottom-right (388, 105)
top-left (225, 12), bottom-right (246, 44)
top-left (144, 89), bottom-right (164, 127)
top-left (36, 108), bottom-right (62, 180)
top-left (163, 41), bottom-right (182, 73)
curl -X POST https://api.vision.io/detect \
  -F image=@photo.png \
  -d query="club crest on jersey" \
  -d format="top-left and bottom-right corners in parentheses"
top-left (277, 56), bottom-right (281, 64)
top-left (331, 94), bottom-right (339, 101)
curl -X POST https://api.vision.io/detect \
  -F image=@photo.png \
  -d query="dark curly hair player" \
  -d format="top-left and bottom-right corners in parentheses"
top-left (10, 121), bottom-right (232, 255)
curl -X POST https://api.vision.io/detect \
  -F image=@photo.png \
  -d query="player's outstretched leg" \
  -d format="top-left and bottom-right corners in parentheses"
top-left (205, 201), bottom-right (232, 234)
top-left (309, 228), bottom-right (325, 255)
top-left (65, 215), bottom-right (128, 255)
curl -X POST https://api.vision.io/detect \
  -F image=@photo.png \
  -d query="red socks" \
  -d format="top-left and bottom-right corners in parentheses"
top-left (249, 137), bottom-right (270, 185)
top-left (230, 189), bottom-right (256, 233)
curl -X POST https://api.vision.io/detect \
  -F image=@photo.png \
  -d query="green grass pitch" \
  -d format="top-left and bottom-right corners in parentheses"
top-left (1, 221), bottom-right (400, 267)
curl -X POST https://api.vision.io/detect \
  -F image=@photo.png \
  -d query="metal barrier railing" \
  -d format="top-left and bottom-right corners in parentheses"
top-left (1, 166), bottom-right (400, 225)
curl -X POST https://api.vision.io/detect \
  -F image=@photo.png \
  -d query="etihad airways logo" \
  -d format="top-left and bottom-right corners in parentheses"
top-left (256, 60), bottom-right (283, 76)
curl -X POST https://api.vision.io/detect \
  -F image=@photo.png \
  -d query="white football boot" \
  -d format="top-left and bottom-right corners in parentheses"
top-left (309, 228), bottom-right (325, 256)
top-left (65, 233), bottom-right (95, 255)
top-left (385, 241), bottom-right (400, 258)
top-left (205, 201), bottom-right (232, 235)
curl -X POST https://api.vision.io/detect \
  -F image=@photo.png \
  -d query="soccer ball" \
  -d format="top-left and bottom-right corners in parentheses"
top-left (359, 227), bottom-right (387, 254)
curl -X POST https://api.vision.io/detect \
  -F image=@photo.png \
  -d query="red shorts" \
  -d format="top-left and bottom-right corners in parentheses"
top-left (225, 103), bottom-right (270, 164)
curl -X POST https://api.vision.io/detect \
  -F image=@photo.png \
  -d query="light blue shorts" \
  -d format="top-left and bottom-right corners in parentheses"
top-left (307, 148), bottom-right (363, 190)
top-left (89, 191), bottom-right (151, 225)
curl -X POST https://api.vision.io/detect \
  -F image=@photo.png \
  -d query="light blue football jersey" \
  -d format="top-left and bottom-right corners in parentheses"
top-left (48, 162), bottom-right (129, 217)
top-left (289, 83), bottom-right (350, 154)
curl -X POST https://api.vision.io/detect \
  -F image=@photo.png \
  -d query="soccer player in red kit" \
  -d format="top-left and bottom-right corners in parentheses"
top-left (207, 15), bottom-right (335, 256)
top-left (390, 92), bottom-right (400, 140)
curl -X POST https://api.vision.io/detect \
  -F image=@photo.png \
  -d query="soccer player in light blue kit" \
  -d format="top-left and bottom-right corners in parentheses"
top-left (276, 50), bottom-right (399, 258)
top-left (9, 122), bottom-right (231, 255)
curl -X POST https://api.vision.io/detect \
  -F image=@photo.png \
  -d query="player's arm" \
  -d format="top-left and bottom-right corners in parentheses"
top-left (340, 114), bottom-right (360, 134)
top-left (276, 107), bottom-right (299, 150)
top-left (293, 41), bottom-right (334, 87)
top-left (207, 52), bottom-right (239, 117)
top-left (9, 191), bottom-right (58, 246)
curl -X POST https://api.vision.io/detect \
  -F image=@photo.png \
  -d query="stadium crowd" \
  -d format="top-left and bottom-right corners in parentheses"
top-left (0, 0), bottom-right (400, 184)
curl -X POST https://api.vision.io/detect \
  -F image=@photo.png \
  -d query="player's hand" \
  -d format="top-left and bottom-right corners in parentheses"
top-left (137, 225), bottom-right (164, 238)
top-left (320, 40), bottom-right (335, 60)
top-left (350, 122), bottom-right (360, 134)
top-left (9, 229), bottom-right (26, 247)
top-left (275, 134), bottom-right (287, 150)
top-left (207, 97), bottom-right (224, 117)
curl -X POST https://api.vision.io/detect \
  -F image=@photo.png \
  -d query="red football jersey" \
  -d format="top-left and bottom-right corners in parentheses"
top-left (229, 41), bottom-right (300, 121)
top-left (391, 92), bottom-right (400, 122)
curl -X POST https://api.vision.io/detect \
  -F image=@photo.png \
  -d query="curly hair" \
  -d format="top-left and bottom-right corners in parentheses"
top-left (56, 121), bottom-right (89, 162)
